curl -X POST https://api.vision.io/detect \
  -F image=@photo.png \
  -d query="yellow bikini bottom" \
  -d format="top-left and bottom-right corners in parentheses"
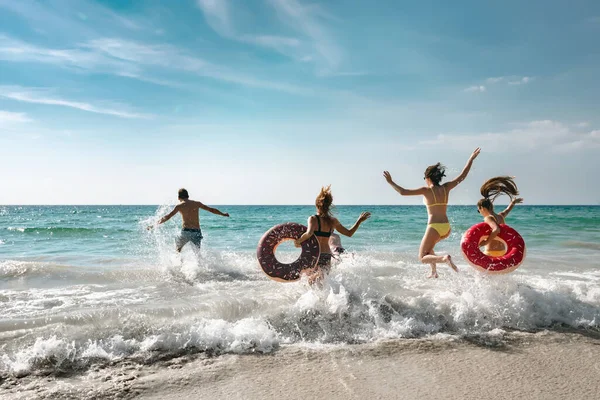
top-left (484, 249), bottom-right (507, 257)
top-left (428, 223), bottom-right (451, 237)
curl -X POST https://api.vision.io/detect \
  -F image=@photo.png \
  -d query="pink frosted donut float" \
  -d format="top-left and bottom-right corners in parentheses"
top-left (461, 222), bottom-right (526, 274)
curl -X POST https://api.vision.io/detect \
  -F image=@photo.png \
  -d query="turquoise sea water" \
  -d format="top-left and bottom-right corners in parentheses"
top-left (1, 205), bottom-right (599, 376)
top-left (2, 205), bottom-right (599, 262)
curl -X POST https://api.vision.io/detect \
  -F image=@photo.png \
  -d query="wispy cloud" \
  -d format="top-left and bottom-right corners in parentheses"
top-left (485, 75), bottom-right (533, 86)
top-left (464, 85), bottom-right (486, 92)
top-left (0, 0), bottom-right (145, 36)
top-left (508, 76), bottom-right (532, 85)
top-left (196, 0), bottom-right (232, 34)
top-left (485, 77), bottom-right (504, 84)
top-left (0, 110), bottom-right (31, 124)
top-left (466, 75), bottom-right (533, 93)
top-left (267, 0), bottom-right (342, 74)
top-left (575, 122), bottom-right (590, 128)
top-left (0, 35), bottom-right (137, 74)
top-left (420, 120), bottom-right (599, 153)
top-left (0, 34), bottom-right (310, 95)
top-left (196, 0), bottom-right (306, 62)
top-left (86, 38), bottom-right (311, 94)
top-left (0, 86), bottom-right (151, 119)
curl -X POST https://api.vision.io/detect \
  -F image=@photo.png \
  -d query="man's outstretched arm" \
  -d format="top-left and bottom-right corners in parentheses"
top-left (148, 205), bottom-right (179, 229)
top-left (197, 202), bottom-right (229, 217)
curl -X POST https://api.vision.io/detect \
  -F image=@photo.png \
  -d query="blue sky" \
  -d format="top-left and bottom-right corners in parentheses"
top-left (0, 0), bottom-right (599, 205)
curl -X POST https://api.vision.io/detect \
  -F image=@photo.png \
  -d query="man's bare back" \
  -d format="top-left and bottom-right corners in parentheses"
top-left (176, 200), bottom-right (208, 230)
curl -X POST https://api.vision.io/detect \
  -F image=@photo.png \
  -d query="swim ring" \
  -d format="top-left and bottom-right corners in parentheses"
top-left (461, 222), bottom-right (526, 274)
top-left (257, 223), bottom-right (320, 282)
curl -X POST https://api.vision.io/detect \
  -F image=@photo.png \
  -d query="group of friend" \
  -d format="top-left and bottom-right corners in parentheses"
top-left (151, 147), bottom-right (524, 282)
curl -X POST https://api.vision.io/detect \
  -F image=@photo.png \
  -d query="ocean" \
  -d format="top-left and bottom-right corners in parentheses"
top-left (1, 205), bottom-right (599, 378)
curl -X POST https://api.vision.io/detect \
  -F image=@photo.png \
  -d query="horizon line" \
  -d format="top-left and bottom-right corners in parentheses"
top-left (1, 204), bottom-right (599, 207)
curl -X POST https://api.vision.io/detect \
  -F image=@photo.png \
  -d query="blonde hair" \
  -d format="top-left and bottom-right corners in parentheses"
top-left (315, 185), bottom-right (334, 223)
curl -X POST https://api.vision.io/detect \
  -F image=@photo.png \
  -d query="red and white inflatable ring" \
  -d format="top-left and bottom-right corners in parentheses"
top-left (461, 222), bottom-right (526, 274)
top-left (257, 223), bottom-right (320, 282)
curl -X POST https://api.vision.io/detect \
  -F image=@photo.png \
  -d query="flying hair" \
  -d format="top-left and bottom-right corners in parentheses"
top-left (477, 176), bottom-right (519, 210)
top-left (424, 163), bottom-right (446, 185)
top-left (315, 185), bottom-right (334, 223)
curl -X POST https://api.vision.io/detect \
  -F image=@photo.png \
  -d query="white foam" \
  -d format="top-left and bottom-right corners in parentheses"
top-left (1, 250), bottom-right (599, 376)
top-left (1, 318), bottom-right (277, 376)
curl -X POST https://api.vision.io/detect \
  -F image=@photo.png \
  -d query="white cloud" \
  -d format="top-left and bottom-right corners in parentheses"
top-left (508, 76), bottom-right (532, 85)
top-left (0, 86), bottom-right (151, 119)
top-left (575, 122), bottom-right (590, 128)
top-left (86, 38), bottom-right (311, 94)
top-left (267, 0), bottom-right (342, 74)
top-left (464, 85), bottom-right (486, 92)
top-left (479, 75), bottom-right (533, 88)
top-left (420, 120), bottom-right (599, 153)
top-left (196, 0), bottom-right (305, 60)
top-left (485, 77), bottom-right (504, 84)
top-left (0, 35), bottom-right (137, 74)
top-left (0, 0), bottom-right (145, 36)
top-left (0, 34), bottom-right (310, 95)
top-left (196, 0), bottom-right (232, 34)
top-left (0, 110), bottom-right (31, 124)
top-left (560, 130), bottom-right (600, 151)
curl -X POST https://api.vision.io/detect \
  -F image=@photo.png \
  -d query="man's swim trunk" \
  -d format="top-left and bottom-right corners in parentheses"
top-left (176, 228), bottom-right (203, 250)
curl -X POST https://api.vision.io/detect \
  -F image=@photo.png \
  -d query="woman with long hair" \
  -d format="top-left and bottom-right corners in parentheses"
top-left (383, 148), bottom-right (481, 278)
top-left (295, 185), bottom-right (371, 284)
top-left (477, 176), bottom-right (523, 255)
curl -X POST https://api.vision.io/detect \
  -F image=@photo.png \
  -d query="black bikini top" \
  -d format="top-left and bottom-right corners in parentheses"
top-left (313, 215), bottom-right (333, 238)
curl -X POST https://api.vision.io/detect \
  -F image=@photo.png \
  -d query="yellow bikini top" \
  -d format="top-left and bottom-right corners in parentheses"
top-left (424, 186), bottom-right (447, 208)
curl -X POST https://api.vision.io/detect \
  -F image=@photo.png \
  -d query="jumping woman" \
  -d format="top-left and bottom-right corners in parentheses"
top-left (295, 185), bottom-right (371, 285)
top-left (383, 148), bottom-right (481, 278)
top-left (477, 176), bottom-right (523, 256)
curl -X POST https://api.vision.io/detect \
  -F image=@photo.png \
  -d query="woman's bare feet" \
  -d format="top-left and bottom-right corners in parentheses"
top-left (443, 255), bottom-right (459, 272)
top-left (428, 264), bottom-right (438, 278)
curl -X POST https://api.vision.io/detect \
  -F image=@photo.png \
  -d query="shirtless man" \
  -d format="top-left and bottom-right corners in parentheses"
top-left (150, 188), bottom-right (229, 252)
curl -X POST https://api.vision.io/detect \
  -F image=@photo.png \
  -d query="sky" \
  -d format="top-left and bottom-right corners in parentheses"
top-left (0, 0), bottom-right (599, 205)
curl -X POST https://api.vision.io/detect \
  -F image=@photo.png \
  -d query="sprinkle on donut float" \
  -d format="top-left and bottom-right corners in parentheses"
top-left (461, 222), bottom-right (526, 274)
top-left (257, 222), bottom-right (320, 282)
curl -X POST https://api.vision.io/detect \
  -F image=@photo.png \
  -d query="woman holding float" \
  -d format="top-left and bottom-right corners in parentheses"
top-left (295, 185), bottom-right (371, 284)
top-left (383, 148), bottom-right (481, 278)
top-left (460, 176), bottom-right (526, 274)
top-left (476, 177), bottom-right (524, 254)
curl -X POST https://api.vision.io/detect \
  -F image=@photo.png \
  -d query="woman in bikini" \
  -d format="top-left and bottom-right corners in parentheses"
top-left (383, 148), bottom-right (481, 278)
top-left (294, 185), bottom-right (371, 284)
top-left (477, 176), bottom-right (523, 255)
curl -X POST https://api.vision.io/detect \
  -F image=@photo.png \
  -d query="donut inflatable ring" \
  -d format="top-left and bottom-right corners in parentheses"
top-left (257, 223), bottom-right (320, 282)
top-left (461, 222), bottom-right (526, 274)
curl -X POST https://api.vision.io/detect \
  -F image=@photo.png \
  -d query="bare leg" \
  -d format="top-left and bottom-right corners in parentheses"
top-left (419, 228), bottom-right (458, 274)
top-left (445, 254), bottom-right (458, 272)
top-left (428, 263), bottom-right (438, 278)
top-left (302, 267), bottom-right (324, 287)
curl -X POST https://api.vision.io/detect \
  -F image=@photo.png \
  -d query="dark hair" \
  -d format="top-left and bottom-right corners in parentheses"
top-left (315, 185), bottom-right (334, 223)
top-left (178, 188), bottom-right (189, 200)
top-left (477, 176), bottom-right (519, 211)
top-left (424, 163), bottom-right (446, 185)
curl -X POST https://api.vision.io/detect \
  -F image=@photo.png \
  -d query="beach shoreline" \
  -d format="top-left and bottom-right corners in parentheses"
top-left (2, 332), bottom-right (599, 400)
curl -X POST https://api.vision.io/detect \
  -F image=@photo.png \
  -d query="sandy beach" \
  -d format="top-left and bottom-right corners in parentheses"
top-left (2, 332), bottom-right (598, 400)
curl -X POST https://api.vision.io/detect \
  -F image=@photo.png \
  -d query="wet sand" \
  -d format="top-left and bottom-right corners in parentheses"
top-left (2, 333), bottom-right (600, 400)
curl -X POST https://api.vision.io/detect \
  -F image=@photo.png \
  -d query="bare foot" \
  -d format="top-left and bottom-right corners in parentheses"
top-left (444, 255), bottom-right (458, 272)
top-left (427, 272), bottom-right (439, 279)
